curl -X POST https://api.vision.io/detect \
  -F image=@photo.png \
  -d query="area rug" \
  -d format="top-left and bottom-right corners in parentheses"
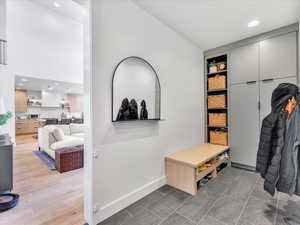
top-left (33, 150), bottom-right (56, 170)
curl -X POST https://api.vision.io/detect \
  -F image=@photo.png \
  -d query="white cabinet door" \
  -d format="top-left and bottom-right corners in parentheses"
top-left (42, 91), bottom-right (62, 107)
top-left (0, 0), bottom-right (6, 40)
top-left (259, 77), bottom-right (297, 125)
top-left (229, 43), bottom-right (259, 84)
top-left (261, 32), bottom-right (297, 80)
top-left (230, 82), bottom-right (260, 167)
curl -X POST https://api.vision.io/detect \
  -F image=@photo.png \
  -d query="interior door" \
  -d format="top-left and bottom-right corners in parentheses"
top-left (259, 77), bottom-right (297, 125)
top-left (230, 82), bottom-right (260, 167)
top-left (261, 32), bottom-right (297, 80)
top-left (229, 43), bottom-right (259, 84)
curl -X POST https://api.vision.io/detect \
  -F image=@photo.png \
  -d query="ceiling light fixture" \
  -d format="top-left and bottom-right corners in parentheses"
top-left (18, 83), bottom-right (24, 86)
top-left (54, 82), bottom-right (59, 86)
top-left (248, 20), bottom-right (260, 28)
top-left (53, 2), bottom-right (61, 7)
top-left (21, 78), bottom-right (28, 82)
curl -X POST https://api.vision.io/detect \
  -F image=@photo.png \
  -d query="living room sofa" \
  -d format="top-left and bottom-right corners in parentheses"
top-left (38, 123), bottom-right (84, 159)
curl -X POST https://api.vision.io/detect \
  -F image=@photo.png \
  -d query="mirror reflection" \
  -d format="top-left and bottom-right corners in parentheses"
top-left (112, 57), bottom-right (161, 122)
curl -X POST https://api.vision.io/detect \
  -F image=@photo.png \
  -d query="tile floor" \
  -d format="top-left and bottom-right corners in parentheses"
top-left (98, 167), bottom-right (300, 225)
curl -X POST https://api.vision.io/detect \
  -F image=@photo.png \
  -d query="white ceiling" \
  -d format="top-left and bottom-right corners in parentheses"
top-left (28, 0), bottom-right (84, 23)
top-left (15, 76), bottom-right (84, 94)
top-left (133, 0), bottom-right (300, 50)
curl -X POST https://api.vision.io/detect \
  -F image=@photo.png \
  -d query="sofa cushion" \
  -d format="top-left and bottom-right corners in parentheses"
top-left (52, 128), bottom-right (65, 141)
top-left (50, 136), bottom-right (84, 150)
top-left (43, 125), bottom-right (71, 136)
top-left (70, 123), bottom-right (84, 134)
top-left (71, 133), bottom-right (84, 138)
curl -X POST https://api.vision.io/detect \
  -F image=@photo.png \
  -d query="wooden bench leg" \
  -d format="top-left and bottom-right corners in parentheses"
top-left (165, 159), bottom-right (197, 195)
top-left (211, 168), bottom-right (217, 178)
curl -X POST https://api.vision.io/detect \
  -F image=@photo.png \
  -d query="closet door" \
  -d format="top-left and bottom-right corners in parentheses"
top-left (230, 82), bottom-right (260, 167)
top-left (229, 43), bottom-right (259, 84)
top-left (261, 32), bottom-right (297, 80)
top-left (259, 77), bottom-right (297, 125)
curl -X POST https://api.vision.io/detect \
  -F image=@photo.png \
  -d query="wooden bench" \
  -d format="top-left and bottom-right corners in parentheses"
top-left (165, 143), bottom-right (229, 195)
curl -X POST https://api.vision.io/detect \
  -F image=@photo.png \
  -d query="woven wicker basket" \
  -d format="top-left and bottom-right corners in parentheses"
top-left (217, 61), bottom-right (227, 71)
top-left (207, 94), bottom-right (226, 109)
top-left (208, 75), bottom-right (226, 91)
top-left (210, 131), bottom-right (228, 146)
top-left (208, 113), bottom-right (227, 127)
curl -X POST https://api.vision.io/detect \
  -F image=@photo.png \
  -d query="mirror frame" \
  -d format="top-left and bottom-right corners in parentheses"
top-left (111, 56), bottom-right (161, 122)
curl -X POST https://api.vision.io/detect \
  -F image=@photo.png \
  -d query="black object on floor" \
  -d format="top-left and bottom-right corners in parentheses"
top-left (0, 193), bottom-right (19, 212)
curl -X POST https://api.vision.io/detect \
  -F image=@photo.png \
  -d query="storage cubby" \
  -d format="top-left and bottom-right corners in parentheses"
top-left (206, 55), bottom-right (228, 145)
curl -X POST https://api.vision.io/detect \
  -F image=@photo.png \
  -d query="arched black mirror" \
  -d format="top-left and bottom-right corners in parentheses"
top-left (112, 56), bottom-right (161, 122)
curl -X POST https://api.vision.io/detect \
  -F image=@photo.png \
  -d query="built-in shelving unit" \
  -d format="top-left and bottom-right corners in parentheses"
top-left (206, 54), bottom-right (228, 145)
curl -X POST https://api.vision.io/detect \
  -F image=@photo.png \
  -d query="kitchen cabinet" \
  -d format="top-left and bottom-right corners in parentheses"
top-left (15, 90), bottom-right (28, 113)
top-left (229, 82), bottom-right (260, 167)
top-left (261, 32), bottom-right (297, 80)
top-left (16, 120), bottom-right (45, 135)
top-left (259, 77), bottom-right (297, 125)
top-left (67, 94), bottom-right (84, 113)
top-left (229, 43), bottom-right (259, 84)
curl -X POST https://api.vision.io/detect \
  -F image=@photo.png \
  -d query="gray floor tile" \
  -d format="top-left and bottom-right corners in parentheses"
top-left (237, 196), bottom-right (277, 225)
top-left (198, 178), bottom-right (230, 199)
top-left (177, 192), bottom-right (215, 223)
top-left (276, 193), bottom-right (300, 225)
top-left (215, 166), bottom-right (243, 185)
top-left (126, 191), bottom-right (164, 216)
top-left (225, 170), bottom-right (258, 197)
top-left (251, 177), bottom-right (277, 202)
top-left (160, 213), bottom-right (195, 225)
top-left (198, 215), bottom-right (224, 225)
top-left (147, 189), bottom-right (190, 219)
top-left (157, 185), bottom-right (175, 196)
top-left (122, 208), bottom-right (161, 225)
top-left (208, 195), bottom-right (247, 225)
top-left (98, 210), bottom-right (131, 225)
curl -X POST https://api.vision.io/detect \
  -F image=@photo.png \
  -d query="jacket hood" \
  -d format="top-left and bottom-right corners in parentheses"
top-left (271, 83), bottom-right (299, 112)
top-left (130, 99), bottom-right (138, 109)
top-left (141, 100), bottom-right (146, 108)
top-left (121, 98), bottom-right (129, 110)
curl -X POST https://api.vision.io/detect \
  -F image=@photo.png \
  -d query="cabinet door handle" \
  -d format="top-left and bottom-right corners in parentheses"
top-left (246, 81), bottom-right (257, 85)
top-left (262, 78), bottom-right (274, 82)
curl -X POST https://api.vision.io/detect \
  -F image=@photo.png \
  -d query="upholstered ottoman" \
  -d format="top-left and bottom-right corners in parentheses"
top-left (55, 145), bottom-right (84, 173)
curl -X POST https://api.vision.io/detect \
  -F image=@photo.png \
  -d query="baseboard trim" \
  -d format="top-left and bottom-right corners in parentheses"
top-left (94, 176), bottom-right (166, 224)
top-left (231, 162), bottom-right (256, 171)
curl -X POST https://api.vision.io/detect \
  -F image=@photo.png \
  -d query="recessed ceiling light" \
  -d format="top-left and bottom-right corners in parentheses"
top-left (248, 20), bottom-right (260, 27)
top-left (21, 78), bottom-right (28, 82)
top-left (18, 83), bottom-right (24, 86)
top-left (53, 2), bottom-right (61, 7)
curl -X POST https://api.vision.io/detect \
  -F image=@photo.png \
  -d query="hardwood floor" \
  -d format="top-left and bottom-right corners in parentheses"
top-left (0, 135), bottom-right (85, 225)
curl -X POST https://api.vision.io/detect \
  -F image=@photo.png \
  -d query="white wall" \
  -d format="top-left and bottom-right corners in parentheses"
top-left (7, 0), bottom-right (83, 84)
top-left (0, 65), bottom-right (15, 142)
top-left (86, 0), bottom-right (204, 224)
top-left (0, 0), bottom-right (6, 40)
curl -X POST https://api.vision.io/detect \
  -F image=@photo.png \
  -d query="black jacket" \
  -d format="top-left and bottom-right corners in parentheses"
top-left (116, 98), bottom-right (130, 121)
top-left (140, 100), bottom-right (148, 120)
top-left (129, 99), bottom-right (138, 120)
top-left (257, 83), bottom-right (299, 196)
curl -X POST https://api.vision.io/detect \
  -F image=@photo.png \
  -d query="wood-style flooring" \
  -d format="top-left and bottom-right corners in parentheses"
top-left (0, 135), bottom-right (85, 225)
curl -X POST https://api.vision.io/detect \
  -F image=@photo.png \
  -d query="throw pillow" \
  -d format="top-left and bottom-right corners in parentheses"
top-left (52, 128), bottom-right (65, 141)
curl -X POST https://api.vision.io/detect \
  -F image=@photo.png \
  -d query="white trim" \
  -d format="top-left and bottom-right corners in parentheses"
top-left (94, 176), bottom-right (166, 223)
